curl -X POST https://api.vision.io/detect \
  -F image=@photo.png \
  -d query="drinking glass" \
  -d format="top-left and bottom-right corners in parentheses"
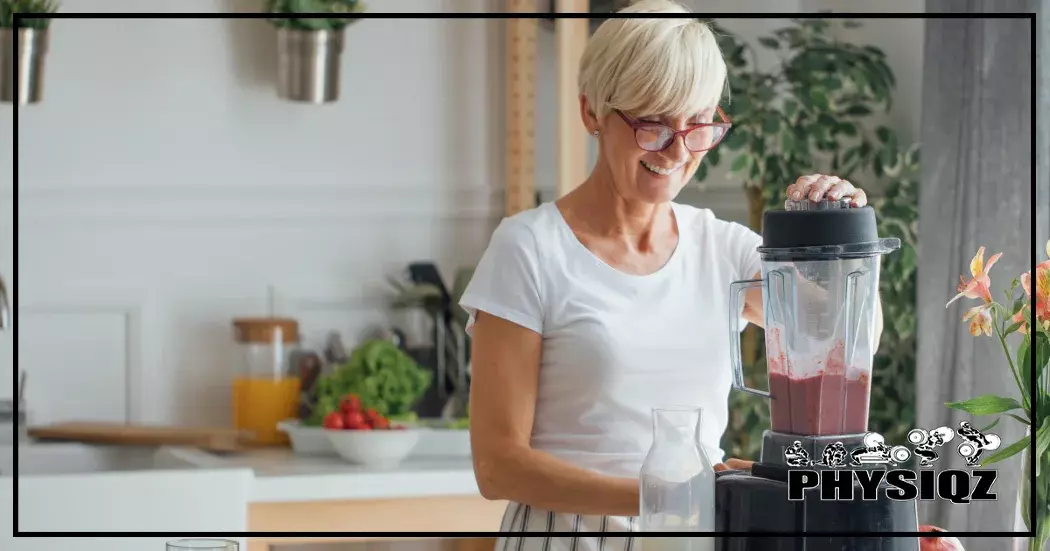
top-left (167, 540), bottom-right (239, 551)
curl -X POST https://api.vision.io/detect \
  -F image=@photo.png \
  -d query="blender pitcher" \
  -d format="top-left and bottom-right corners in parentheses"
top-left (727, 199), bottom-right (900, 436)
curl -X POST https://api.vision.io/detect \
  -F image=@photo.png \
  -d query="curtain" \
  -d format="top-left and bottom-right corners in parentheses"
top-left (917, 1), bottom-right (1043, 547)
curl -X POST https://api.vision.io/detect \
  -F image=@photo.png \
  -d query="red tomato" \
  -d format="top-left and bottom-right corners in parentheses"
top-left (364, 408), bottom-right (381, 421)
top-left (373, 417), bottom-right (390, 430)
top-left (340, 395), bottom-right (362, 413)
top-left (322, 412), bottom-right (345, 430)
top-left (344, 411), bottom-right (367, 429)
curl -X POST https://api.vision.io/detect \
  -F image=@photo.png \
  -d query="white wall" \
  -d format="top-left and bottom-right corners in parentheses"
top-left (0, 0), bottom-right (926, 428)
top-left (1, 0), bottom-right (506, 426)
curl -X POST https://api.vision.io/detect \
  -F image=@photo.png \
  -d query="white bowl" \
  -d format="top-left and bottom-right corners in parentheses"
top-left (325, 428), bottom-right (422, 468)
top-left (277, 420), bottom-right (335, 456)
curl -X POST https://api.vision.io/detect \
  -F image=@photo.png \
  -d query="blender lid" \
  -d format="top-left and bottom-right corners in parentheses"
top-left (759, 199), bottom-right (901, 258)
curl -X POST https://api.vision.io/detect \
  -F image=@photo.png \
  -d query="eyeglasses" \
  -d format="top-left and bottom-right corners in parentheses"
top-left (614, 107), bottom-right (732, 153)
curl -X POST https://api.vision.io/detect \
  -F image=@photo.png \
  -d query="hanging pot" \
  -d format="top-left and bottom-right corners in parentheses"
top-left (0, 27), bottom-right (49, 105)
top-left (275, 27), bottom-right (345, 104)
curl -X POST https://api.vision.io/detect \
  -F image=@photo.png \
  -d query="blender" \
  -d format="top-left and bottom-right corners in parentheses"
top-left (714, 199), bottom-right (919, 550)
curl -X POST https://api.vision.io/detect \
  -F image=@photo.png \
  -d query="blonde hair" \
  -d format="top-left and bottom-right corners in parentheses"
top-left (578, 0), bottom-right (728, 121)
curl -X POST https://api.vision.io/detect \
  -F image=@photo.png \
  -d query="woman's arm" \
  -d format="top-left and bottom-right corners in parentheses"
top-left (469, 311), bottom-right (640, 517)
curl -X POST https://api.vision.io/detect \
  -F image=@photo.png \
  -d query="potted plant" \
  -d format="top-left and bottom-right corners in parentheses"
top-left (944, 242), bottom-right (1048, 550)
top-left (266, 0), bottom-right (364, 104)
top-left (0, 0), bottom-right (58, 105)
top-left (698, 19), bottom-right (920, 462)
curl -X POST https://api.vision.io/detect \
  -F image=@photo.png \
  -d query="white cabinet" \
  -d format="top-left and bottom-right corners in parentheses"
top-left (0, 444), bottom-right (252, 546)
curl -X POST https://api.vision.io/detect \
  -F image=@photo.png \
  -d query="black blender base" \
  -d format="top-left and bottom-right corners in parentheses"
top-left (713, 430), bottom-right (919, 551)
top-left (760, 430), bottom-right (869, 466)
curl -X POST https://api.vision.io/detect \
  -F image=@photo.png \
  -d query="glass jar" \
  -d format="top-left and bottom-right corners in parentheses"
top-left (638, 406), bottom-right (715, 550)
top-left (231, 317), bottom-right (301, 446)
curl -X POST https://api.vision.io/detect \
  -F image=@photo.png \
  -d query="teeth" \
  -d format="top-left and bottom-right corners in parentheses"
top-left (641, 160), bottom-right (680, 176)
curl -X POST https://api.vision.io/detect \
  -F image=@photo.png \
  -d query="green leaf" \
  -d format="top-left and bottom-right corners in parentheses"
top-left (945, 395), bottom-right (1024, 415)
top-left (1037, 334), bottom-right (1049, 387)
top-left (731, 154), bottom-right (751, 172)
top-left (1019, 337), bottom-right (1032, 396)
top-left (876, 126), bottom-right (891, 143)
top-left (862, 44), bottom-right (886, 58)
top-left (845, 105), bottom-right (872, 116)
top-left (809, 88), bottom-right (829, 110)
top-left (979, 417), bottom-right (1002, 433)
top-left (758, 37), bottom-right (779, 49)
top-left (753, 137), bottom-right (767, 157)
top-left (1006, 412), bottom-right (1032, 425)
top-left (763, 114), bottom-right (781, 133)
top-left (725, 130), bottom-right (749, 151)
top-left (981, 435), bottom-right (1030, 466)
top-left (838, 123), bottom-right (858, 137)
top-left (781, 128), bottom-right (797, 154)
top-left (695, 162), bottom-right (709, 182)
top-left (1036, 417), bottom-right (1050, 461)
top-left (707, 147), bottom-right (721, 166)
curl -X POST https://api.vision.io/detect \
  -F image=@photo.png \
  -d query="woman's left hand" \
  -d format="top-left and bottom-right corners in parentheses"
top-left (713, 458), bottom-right (754, 472)
top-left (786, 174), bottom-right (868, 207)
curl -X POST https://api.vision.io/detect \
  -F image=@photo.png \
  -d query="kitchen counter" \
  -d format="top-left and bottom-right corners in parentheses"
top-left (168, 446), bottom-right (484, 503)
top-left (167, 446), bottom-right (506, 548)
top-left (5, 442), bottom-right (505, 548)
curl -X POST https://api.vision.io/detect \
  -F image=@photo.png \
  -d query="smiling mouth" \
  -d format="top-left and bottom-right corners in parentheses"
top-left (640, 160), bottom-right (682, 176)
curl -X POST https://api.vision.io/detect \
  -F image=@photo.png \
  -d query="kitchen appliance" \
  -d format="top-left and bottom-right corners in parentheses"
top-left (715, 199), bottom-right (918, 550)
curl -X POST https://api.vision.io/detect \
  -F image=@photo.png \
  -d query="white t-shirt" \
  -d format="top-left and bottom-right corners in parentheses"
top-left (461, 200), bottom-right (763, 477)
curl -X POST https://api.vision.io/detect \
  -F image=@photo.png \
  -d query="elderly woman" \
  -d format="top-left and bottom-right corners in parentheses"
top-left (458, 0), bottom-right (875, 546)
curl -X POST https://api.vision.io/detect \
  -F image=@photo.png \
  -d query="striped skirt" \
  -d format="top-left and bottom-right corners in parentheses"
top-left (495, 501), bottom-right (638, 551)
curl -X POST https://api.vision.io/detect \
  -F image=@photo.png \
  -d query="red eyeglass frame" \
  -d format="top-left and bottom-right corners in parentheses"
top-left (614, 106), bottom-right (732, 153)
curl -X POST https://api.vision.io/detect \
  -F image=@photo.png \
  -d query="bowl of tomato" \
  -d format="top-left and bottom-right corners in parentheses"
top-left (322, 394), bottom-right (422, 468)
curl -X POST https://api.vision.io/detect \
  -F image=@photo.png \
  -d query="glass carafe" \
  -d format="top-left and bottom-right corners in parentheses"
top-left (728, 200), bottom-right (900, 436)
top-left (639, 406), bottom-right (715, 547)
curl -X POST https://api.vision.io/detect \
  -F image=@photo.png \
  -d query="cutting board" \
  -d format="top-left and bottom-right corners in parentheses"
top-left (28, 422), bottom-right (251, 452)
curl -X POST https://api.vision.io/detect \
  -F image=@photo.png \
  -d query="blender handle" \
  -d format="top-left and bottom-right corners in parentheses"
top-left (729, 278), bottom-right (770, 399)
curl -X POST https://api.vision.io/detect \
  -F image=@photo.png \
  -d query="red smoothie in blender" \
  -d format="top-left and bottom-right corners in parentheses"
top-left (767, 338), bottom-right (871, 435)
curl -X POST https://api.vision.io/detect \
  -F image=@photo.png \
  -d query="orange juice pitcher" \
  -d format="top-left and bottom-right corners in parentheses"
top-left (231, 317), bottom-right (302, 446)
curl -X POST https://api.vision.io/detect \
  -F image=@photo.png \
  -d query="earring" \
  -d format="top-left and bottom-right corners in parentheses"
top-left (592, 129), bottom-right (600, 137)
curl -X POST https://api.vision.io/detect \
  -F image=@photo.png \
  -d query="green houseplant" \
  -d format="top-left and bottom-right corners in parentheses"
top-left (696, 19), bottom-right (920, 460)
top-left (266, 0), bottom-right (365, 104)
top-left (944, 243), bottom-right (1048, 550)
top-left (0, 0), bottom-right (59, 104)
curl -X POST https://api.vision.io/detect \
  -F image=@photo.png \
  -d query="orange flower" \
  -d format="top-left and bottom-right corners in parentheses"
top-left (1013, 271), bottom-right (1030, 334)
top-left (1037, 254), bottom-right (1050, 332)
top-left (946, 246), bottom-right (1002, 307)
top-left (963, 304), bottom-right (994, 337)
